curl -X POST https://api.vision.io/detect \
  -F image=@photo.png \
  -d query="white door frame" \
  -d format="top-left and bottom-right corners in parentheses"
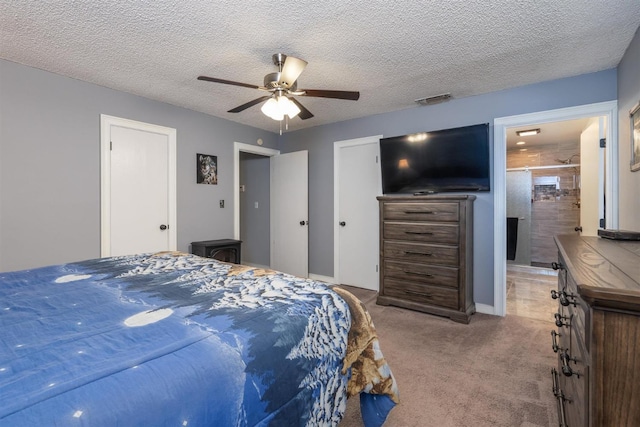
top-left (333, 135), bottom-right (383, 285)
top-left (100, 114), bottom-right (177, 257)
top-left (233, 142), bottom-right (280, 241)
top-left (493, 100), bottom-right (618, 316)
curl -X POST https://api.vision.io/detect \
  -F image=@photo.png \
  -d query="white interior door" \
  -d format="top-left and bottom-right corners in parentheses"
top-left (101, 115), bottom-right (176, 257)
top-left (270, 151), bottom-right (308, 277)
top-left (580, 118), bottom-right (605, 236)
top-left (336, 138), bottom-right (381, 290)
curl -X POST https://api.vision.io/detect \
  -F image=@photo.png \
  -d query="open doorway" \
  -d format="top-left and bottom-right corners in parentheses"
top-left (504, 117), bottom-right (600, 321)
top-left (506, 117), bottom-right (595, 268)
top-left (239, 151), bottom-right (271, 268)
top-left (233, 142), bottom-right (310, 277)
top-left (493, 101), bottom-right (618, 316)
top-left (233, 143), bottom-right (279, 267)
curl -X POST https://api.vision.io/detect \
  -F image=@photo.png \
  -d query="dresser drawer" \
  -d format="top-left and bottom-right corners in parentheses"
top-left (552, 318), bottom-right (571, 355)
top-left (383, 278), bottom-right (459, 309)
top-left (562, 370), bottom-right (588, 427)
top-left (384, 221), bottom-right (459, 244)
top-left (384, 260), bottom-right (458, 288)
top-left (566, 274), bottom-right (590, 350)
top-left (384, 241), bottom-right (459, 266)
top-left (383, 202), bottom-right (459, 222)
top-left (558, 325), bottom-right (589, 427)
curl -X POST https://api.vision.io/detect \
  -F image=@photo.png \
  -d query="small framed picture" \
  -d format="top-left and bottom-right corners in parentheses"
top-left (631, 101), bottom-right (640, 172)
top-left (197, 153), bottom-right (218, 184)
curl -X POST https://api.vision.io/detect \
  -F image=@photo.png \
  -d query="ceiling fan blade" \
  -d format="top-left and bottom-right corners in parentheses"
top-left (290, 98), bottom-right (314, 120)
top-left (279, 56), bottom-right (308, 88)
top-left (198, 75), bottom-right (261, 90)
top-left (228, 96), bottom-right (272, 113)
top-left (299, 89), bottom-right (360, 101)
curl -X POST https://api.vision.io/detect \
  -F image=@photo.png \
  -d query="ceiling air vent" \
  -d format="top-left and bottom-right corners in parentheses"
top-left (415, 93), bottom-right (452, 106)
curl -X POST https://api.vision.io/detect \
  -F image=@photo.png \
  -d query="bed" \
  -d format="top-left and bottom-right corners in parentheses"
top-left (0, 252), bottom-right (398, 426)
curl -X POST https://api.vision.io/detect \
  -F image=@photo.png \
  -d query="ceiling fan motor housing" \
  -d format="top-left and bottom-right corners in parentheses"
top-left (264, 72), bottom-right (297, 91)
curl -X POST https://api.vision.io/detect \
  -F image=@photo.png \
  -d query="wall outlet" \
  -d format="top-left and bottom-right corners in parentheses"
top-left (219, 200), bottom-right (224, 208)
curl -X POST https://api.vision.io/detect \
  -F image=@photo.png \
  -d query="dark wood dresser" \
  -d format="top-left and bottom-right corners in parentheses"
top-left (551, 235), bottom-right (640, 426)
top-left (376, 195), bottom-right (475, 323)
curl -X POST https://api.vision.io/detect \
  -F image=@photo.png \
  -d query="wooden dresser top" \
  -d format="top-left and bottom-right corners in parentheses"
top-left (555, 235), bottom-right (640, 312)
top-left (377, 194), bottom-right (476, 202)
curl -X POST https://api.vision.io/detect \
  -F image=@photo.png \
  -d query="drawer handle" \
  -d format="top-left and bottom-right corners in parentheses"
top-left (403, 211), bottom-right (434, 214)
top-left (405, 231), bottom-right (434, 235)
top-left (551, 369), bottom-right (569, 427)
top-left (550, 289), bottom-right (577, 307)
top-left (554, 312), bottom-right (570, 328)
top-left (403, 270), bottom-right (434, 277)
top-left (551, 368), bottom-right (560, 396)
top-left (560, 350), bottom-right (580, 378)
top-left (551, 330), bottom-right (561, 353)
top-left (404, 251), bottom-right (433, 256)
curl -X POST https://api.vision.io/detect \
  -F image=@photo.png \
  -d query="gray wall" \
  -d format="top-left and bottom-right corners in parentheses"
top-left (0, 56), bottom-right (627, 308)
top-left (279, 69), bottom-right (618, 306)
top-left (617, 26), bottom-right (640, 232)
top-left (0, 59), bottom-right (278, 272)
top-left (239, 152), bottom-right (270, 266)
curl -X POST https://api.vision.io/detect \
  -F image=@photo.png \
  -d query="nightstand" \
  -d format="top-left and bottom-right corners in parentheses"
top-left (190, 239), bottom-right (242, 264)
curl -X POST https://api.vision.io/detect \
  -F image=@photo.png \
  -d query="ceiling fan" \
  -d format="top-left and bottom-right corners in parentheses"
top-left (197, 53), bottom-right (360, 122)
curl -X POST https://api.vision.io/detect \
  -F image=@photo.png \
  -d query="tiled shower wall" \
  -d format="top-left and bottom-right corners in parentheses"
top-left (507, 142), bottom-right (581, 266)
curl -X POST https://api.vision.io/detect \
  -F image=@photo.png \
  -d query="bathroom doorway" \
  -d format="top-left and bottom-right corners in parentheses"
top-left (505, 117), bottom-right (604, 268)
top-left (493, 100), bottom-right (618, 317)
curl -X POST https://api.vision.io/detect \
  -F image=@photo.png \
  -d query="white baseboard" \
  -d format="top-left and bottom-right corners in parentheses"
top-left (309, 274), bottom-right (336, 284)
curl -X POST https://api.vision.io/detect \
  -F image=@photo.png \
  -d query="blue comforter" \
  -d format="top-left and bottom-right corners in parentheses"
top-left (0, 252), bottom-right (397, 426)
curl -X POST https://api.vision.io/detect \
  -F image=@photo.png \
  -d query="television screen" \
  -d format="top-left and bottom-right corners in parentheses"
top-left (379, 123), bottom-right (490, 194)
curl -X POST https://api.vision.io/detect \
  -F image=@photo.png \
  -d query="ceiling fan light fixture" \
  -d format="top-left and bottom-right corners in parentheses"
top-left (261, 96), bottom-right (300, 120)
top-left (279, 96), bottom-right (300, 118)
top-left (261, 98), bottom-right (283, 120)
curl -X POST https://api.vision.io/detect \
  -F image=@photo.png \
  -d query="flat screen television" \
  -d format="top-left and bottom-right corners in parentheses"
top-left (380, 123), bottom-right (490, 194)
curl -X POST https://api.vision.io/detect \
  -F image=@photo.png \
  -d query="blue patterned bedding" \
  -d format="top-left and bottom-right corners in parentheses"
top-left (0, 252), bottom-right (397, 426)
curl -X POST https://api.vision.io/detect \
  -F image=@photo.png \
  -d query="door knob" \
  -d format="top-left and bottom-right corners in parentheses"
top-left (339, 221), bottom-right (346, 226)
top-left (299, 220), bottom-right (307, 226)
top-left (159, 224), bottom-right (168, 230)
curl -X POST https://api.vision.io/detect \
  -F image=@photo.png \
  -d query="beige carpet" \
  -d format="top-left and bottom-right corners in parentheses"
top-left (339, 286), bottom-right (558, 427)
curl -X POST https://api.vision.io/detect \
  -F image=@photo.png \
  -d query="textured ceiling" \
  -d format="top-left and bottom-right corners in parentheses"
top-left (1, 1), bottom-right (639, 133)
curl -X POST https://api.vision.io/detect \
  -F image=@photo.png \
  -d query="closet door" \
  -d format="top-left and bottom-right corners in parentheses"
top-left (336, 138), bottom-right (381, 290)
top-left (101, 115), bottom-right (177, 257)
